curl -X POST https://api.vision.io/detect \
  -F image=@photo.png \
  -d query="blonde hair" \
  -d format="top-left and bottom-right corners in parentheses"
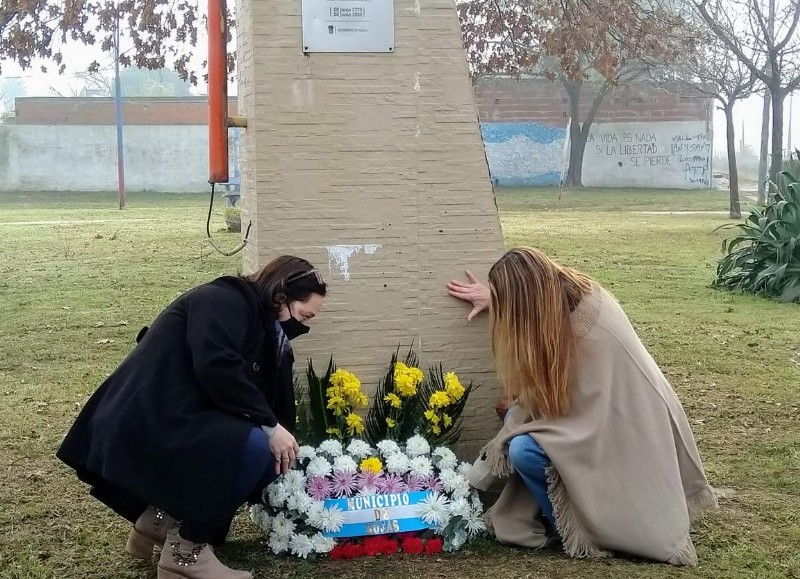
top-left (488, 247), bottom-right (593, 419)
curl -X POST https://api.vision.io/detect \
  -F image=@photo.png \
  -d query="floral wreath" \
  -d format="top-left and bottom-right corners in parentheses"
top-left (250, 349), bottom-right (487, 559)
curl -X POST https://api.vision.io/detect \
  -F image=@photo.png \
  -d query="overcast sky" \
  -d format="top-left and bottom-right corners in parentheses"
top-left (2, 38), bottom-right (798, 156)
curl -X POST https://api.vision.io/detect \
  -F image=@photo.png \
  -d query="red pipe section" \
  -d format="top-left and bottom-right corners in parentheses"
top-left (208, 0), bottom-right (229, 184)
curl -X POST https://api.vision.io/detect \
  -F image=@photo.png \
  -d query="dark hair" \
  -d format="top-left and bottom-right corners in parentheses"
top-left (244, 255), bottom-right (327, 313)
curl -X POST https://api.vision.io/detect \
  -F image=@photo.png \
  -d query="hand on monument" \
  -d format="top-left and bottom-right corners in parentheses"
top-left (447, 270), bottom-right (490, 321)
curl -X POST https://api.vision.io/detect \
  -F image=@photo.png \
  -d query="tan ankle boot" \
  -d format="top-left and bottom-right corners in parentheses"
top-left (125, 506), bottom-right (177, 561)
top-left (157, 529), bottom-right (252, 579)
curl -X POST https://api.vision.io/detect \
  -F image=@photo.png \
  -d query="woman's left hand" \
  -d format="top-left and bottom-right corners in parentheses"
top-left (269, 424), bottom-right (300, 475)
top-left (448, 270), bottom-right (490, 321)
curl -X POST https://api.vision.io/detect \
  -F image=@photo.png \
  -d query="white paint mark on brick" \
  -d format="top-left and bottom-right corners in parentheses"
top-left (413, 0), bottom-right (420, 14)
top-left (292, 79), bottom-right (313, 109)
top-left (414, 72), bottom-right (420, 92)
top-left (327, 244), bottom-right (381, 282)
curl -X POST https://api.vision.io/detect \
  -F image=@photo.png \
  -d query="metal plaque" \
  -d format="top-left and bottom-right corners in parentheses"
top-left (302, 0), bottom-right (395, 53)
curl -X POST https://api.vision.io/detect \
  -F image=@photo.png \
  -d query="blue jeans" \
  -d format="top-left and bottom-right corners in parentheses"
top-left (181, 427), bottom-right (277, 542)
top-left (508, 433), bottom-right (557, 535)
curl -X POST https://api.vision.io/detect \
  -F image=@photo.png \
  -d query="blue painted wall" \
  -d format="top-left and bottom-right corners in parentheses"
top-left (480, 122), bottom-right (568, 187)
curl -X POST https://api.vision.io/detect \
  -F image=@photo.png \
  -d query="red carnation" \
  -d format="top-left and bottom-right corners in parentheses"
top-left (401, 537), bottom-right (425, 555)
top-left (362, 536), bottom-right (386, 557)
top-left (425, 538), bottom-right (443, 554)
top-left (381, 538), bottom-right (399, 555)
top-left (329, 544), bottom-right (347, 560)
top-left (342, 542), bottom-right (365, 559)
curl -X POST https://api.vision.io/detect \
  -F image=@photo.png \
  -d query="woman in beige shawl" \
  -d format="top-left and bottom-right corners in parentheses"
top-left (448, 247), bottom-right (717, 566)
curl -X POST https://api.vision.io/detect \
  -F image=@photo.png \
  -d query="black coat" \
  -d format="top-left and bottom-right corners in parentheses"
top-left (57, 276), bottom-right (295, 529)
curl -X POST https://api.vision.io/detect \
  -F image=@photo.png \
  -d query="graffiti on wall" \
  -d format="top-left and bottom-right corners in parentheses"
top-left (581, 121), bottom-right (712, 189)
top-left (480, 122), bottom-right (567, 187)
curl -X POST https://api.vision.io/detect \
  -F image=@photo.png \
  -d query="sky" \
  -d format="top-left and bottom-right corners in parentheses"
top-left (1, 39), bottom-right (798, 157)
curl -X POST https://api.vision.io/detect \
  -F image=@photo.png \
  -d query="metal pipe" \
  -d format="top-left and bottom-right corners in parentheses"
top-left (208, 0), bottom-right (229, 184)
top-left (113, 10), bottom-right (126, 208)
top-left (228, 116), bottom-right (248, 128)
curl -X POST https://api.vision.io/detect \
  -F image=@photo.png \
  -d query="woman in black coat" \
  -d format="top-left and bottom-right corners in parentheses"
top-left (57, 255), bottom-right (327, 579)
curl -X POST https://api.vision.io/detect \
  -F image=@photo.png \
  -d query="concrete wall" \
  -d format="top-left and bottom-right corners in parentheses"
top-left (237, 0), bottom-right (506, 455)
top-left (582, 121), bottom-right (712, 188)
top-left (481, 121), bottom-right (568, 186)
top-left (13, 97), bottom-right (238, 125)
top-left (0, 124), bottom-right (210, 192)
top-left (474, 78), bottom-right (713, 189)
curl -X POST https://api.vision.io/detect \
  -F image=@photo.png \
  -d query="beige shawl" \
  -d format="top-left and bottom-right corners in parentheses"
top-left (468, 284), bottom-right (718, 566)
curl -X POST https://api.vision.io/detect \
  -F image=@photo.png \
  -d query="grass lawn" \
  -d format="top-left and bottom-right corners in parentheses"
top-left (0, 188), bottom-right (798, 579)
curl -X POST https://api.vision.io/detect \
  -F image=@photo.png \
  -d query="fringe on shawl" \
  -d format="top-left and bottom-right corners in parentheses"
top-left (687, 486), bottom-right (720, 521)
top-left (666, 533), bottom-right (698, 566)
top-left (545, 465), bottom-right (613, 559)
top-left (480, 440), bottom-right (512, 478)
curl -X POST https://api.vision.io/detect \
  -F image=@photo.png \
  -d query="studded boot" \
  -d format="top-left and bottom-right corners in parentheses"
top-left (156, 528), bottom-right (252, 579)
top-left (125, 506), bottom-right (177, 561)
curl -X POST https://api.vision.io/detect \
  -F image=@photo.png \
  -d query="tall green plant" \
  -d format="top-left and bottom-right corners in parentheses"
top-left (713, 170), bottom-right (800, 302)
top-left (364, 346), bottom-right (421, 443)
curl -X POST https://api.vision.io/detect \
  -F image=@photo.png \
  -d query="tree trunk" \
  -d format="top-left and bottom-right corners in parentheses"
top-left (725, 103), bottom-right (741, 219)
top-left (758, 92), bottom-right (771, 204)
top-left (564, 82), bottom-right (584, 188)
top-left (769, 89), bottom-right (785, 196)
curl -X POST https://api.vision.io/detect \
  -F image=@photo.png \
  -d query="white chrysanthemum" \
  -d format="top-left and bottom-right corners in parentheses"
top-left (320, 505), bottom-right (346, 533)
top-left (270, 512), bottom-right (296, 540)
top-left (289, 533), bottom-right (315, 559)
top-left (385, 452), bottom-right (411, 475)
top-left (286, 492), bottom-right (313, 513)
top-left (405, 435), bottom-right (431, 458)
top-left (470, 491), bottom-right (483, 512)
top-left (376, 439), bottom-right (401, 457)
top-left (307, 501), bottom-right (326, 529)
top-left (306, 456), bottom-right (333, 478)
top-left (346, 439), bottom-right (373, 459)
top-left (283, 470), bottom-right (307, 493)
top-left (268, 532), bottom-right (290, 554)
top-left (416, 491), bottom-right (451, 527)
top-left (465, 506), bottom-right (487, 537)
top-left (319, 439), bottom-right (344, 457)
top-left (297, 445), bottom-right (317, 462)
top-left (357, 485), bottom-right (379, 497)
top-left (449, 497), bottom-right (471, 519)
top-left (249, 504), bottom-right (273, 534)
top-left (333, 455), bottom-right (358, 473)
top-left (457, 461), bottom-right (472, 476)
top-left (267, 481), bottom-right (290, 508)
top-left (249, 504), bottom-right (263, 524)
top-left (432, 447), bottom-right (458, 471)
top-left (409, 456), bottom-right (433, 478)
top-left (311, 533), bottom-right (337, 554)
top-left (440, 469), bottom-right (470, 499)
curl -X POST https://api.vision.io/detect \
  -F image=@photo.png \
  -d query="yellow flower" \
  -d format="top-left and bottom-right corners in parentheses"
top-left (353, 391), bottom-right (369, 408)
top-left (431, 424), bottom-right (441, 435)
top-left (394, 362), bottom-right (424, 398)
top-left (326, 395), bottom-right (347, 416)
top-left (330, 368), bottom-right (361, 388)
top-left (442, 413), bottom-right (453, 427)
top-left (384, 392), bottom-right (402, 409)
top-left (345, 412), bottom-right (365, 436)
top-left (429, 390), bottom-right (451, 409)
top-left (386, 417), bottom-right (396, 428)
top-left (424, 409), bottom-right (440, 425)
top-left (444, 372), bottom-right (465, 402)
top-left (326, 385), bottom-right (342, 400)
top-left (326, 427), bottom-right (342, 437)
top-left (394, 374), bottom-right (417, 398)
top-left (360, 456), bottom-right (383, 474)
